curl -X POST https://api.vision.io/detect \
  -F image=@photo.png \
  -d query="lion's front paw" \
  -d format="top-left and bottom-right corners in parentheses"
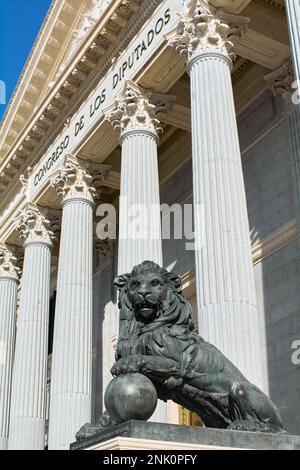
top-left (111, 355), bottom-right (142, 376)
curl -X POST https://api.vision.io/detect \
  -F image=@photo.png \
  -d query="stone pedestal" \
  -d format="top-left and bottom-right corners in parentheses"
top-left (71, 421), bottom-right (300, 451)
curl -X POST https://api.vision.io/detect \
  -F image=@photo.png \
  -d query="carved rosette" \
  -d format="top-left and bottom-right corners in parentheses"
top-left (0, 243), bottom-right (20, 281)
top-left (105, 81), bottom-right (173, 140)
top-left (166, 0), bottom-right (249, 65)
top-left (50, 155), bottom-right (96, 206)
top-left (15, 204), bottom-right (55, 248)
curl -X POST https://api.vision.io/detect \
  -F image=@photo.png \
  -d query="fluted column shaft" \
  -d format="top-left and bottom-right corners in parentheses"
top-left (118, 130), bottom-right (162, 274)
top-left (0, 245), bottom-right (19, 450)
top-left (8, 205), bottom-right (54, 450)
top-left (48, 156), bottom-right (94, 450)
top-left (168, 4), bottom-right (262, 386)
top-left (287, 105), bottom-right (300, 224)
top-left (189, 54), bottom-right (261, 385)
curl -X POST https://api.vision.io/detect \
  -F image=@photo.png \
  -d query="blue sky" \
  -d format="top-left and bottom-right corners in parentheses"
top-left (0, 0), bottom-right (52, 121)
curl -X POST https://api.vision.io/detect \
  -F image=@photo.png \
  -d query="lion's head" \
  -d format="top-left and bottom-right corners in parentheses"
top-left (114, 261), bottom-right (194, 334)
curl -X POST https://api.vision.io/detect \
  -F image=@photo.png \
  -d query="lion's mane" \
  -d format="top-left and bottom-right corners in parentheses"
top-left (114, 261), bottom-right (196, 360)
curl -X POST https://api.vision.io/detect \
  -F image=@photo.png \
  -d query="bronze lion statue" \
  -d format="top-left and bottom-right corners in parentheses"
top-left (76, 261), bottom-right (284, 442)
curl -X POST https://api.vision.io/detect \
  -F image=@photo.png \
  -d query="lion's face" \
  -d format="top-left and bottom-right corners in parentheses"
top-left (127, 271), bottom-right (169, 323)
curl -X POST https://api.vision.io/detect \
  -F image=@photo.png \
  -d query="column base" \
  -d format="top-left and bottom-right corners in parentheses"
top-left (71, 421), bottom-right (300, 451)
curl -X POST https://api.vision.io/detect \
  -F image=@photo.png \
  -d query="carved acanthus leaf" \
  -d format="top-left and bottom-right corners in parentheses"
top-left (19, 167), bottom-right (31, 188)
top-left (89, 164), bottom-right (111, 192)
top-left (95, 239), bottom-right (114, 264)
top-left (73, 1), bottom-right (112, 50)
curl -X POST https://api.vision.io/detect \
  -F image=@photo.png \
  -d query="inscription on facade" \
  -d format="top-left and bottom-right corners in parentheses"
top-left (29, 0), bottom-right (183, 199)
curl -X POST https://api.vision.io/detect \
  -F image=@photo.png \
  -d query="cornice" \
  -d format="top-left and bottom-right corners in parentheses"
top-left (0, 243), bottom-right (20, 281)
top-left (252, 219), bottom-right (298, 265)
top-left (0, 0), bottom-right (160, 202)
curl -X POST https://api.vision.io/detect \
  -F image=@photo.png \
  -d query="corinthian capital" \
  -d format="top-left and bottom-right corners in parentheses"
top-left (105, 81), bottom-right (175, 140)
top-left (50, 154), bottom-right (96, 205)
top-left (0, 243), bottom-right (20, 280)
top-left (15, 203), bottom-right (55, 247)
top-left (166, 0), bottom-right (249, 64)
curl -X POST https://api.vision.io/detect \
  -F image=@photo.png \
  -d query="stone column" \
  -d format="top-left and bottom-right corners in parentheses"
top-left (8, 204), bottom-right (54, 450)
top-left (48, 156), bottom-right (95, 450)
top-left (0, 244), bottom-right (19, 450)
top-left (105, 81), bottom-right (174, 422)
top-left (285, 0), bottom-right (300, 95)
top-left (167, 2), bottom-right (262, 387)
